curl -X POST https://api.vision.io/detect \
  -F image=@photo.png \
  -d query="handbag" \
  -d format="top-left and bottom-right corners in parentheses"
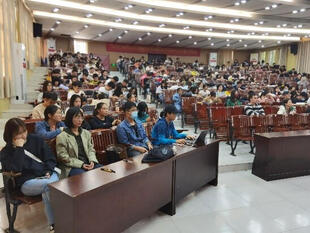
top-left (24, 150), bottom-right (61, 175)
top-left (142, 145), bottom-right (175, 163)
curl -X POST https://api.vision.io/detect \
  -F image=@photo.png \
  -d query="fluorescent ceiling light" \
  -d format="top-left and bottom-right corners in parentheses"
top-left (33, 11), bottom-right (300, 42)
top-left (28, 0), bottom-right (310, 35)
top-left (126, 0), bottom-right (254, 18)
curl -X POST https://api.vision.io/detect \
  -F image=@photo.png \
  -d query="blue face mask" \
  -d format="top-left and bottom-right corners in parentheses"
top-left (131, 111), bottom-right (137, 119)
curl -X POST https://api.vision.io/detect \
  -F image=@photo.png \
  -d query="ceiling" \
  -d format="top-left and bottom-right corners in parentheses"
top-left (26, 0), bottom-right (310, 50)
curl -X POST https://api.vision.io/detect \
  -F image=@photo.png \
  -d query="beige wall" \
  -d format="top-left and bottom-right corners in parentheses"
top-left (55, 37), bottom-right (74, 52)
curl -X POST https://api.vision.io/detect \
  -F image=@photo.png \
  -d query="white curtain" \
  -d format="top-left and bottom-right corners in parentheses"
top-left (296, 41), bottom-right (310, 73)
top-left (278, 44), bottom-right (288, 66)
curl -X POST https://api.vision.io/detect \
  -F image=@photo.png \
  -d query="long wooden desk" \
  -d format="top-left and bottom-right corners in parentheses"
top-left (49, 140), bottom-right (219, 233)
top-left (252, 130), bottom-right (310, 181)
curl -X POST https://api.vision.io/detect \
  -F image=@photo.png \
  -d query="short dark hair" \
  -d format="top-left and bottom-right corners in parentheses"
top-left (137, 101), bottom-right (148, 118)
top-left (42, 80), bottom-right (52, 92)
top-left (122, 101), bottom-right (136, 112)
top-left (160, 104), bottom-right (177, 117)
top-left (3, 118), bottom-right (27, 144)
top-left (93, 102), bottom-right (107, 116)
top-left (44, 105), bottom-right (60, 121)
top-left (93, 73), bottom-right (98, 79)
top-left (43, 91), bottom-right (58, 101)
top-left (69, 94), bottom-right (82, 107)
top-left (112, 76), bottom-right (119, 82)
top-left (65, 107), bottom-right (83, 128)
top-left (72, 81), bottom-right (82, 87)
top-left (107, 81), bottom-right (115, 89)
top-left (248, 91), bottom-right (256, 101)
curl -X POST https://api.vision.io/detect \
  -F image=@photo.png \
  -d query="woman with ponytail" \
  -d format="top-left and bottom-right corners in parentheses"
top-left (89, 103), bottom-right (120, 130)
top-left (151, 105), bottom-right (195, 145)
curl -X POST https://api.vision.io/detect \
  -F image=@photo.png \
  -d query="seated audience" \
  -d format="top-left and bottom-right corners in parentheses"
top-left (216, 84), bottom-right (226, 98)
top-left (56, 107), bottom-right (101, 177)
top-left (204, 91), bottom-right (222, 104)
top-left (89, 103), bottom-right (120, 130)
top-left (98, 81), bottom-right (115, 98)
top-left (35, 105), bottom-right (66, 140)
top-left (67, 81), bottom-right (85, 100)
top-left (116, 102), bottom-right (152, 157)
top-left (0, 118), bottom-right (59, 232)
top-left (32, 92), bottom-right (58, 119)
top-left (151, 105), bottom-right (194, 145)
top-left (244, 92), bottom-right (265, 116)
top-left (37, 81), bottom-right (53, 103)
top-left (277, 99), bottom-right (296, 115)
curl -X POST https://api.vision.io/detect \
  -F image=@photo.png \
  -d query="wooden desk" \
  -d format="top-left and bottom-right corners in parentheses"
top-left (252, 130), bottom-right (310, 181)
top-left (49, 140), bottom-right (219, 233)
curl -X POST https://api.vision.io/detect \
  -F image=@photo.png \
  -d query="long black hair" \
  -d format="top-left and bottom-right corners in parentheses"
top-left (69, 94), bottom-right (82, 107)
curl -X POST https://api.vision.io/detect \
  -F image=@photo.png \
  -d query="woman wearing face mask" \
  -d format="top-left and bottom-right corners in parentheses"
top-left (0, 118), bottom-right (59, 232)
top-left (133, 101), bottom-right (153, 123)
top-left (116, 102), bottom-right (152, 157)
top-left (56, 107), bottom-right (102, 177)
top-left (89, 103), bottom-right (121, 130)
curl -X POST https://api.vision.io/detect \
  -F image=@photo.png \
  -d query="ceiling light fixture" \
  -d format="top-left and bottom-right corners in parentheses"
top-left (176, 40), bottom-right (180, 43)
top-left (85, 13), bottom-right (93, 18)
top-left (118, 36), bottom-right (122, 39)
top-left (109, 28), bottom-right (113, 31)
top-left (292, 10), bottom-right (298, 14)
top-left (265, 6), bottom-right (271, 10)
top-left (158, 38), bottom-right (162, 42)
top-left (52, 8), bottom-right (60, 13)
top-left (84, 24), bottom-right (89, 28)
top-left (168, 34), bottom-right (172, 37)
top-left (28, 0), bottom-right (310, 35)
top-left (188, 35), bottom-right (192, 39)
top-left (133, 21), bottom-right (139, 24)
top-left (56, 20), bottom-right (61, 24)
top-left (138, 37), bottom-right (142, 40)
top-left (50, 28), bottom-right (55, 31)
top-left (244, 44), bottom-right (247, 47)
top-left (98, 33), bottom-right (102, 37)
top-left (210, 43), bottom-right (214, 46)
top-left (33, 10), bottom-right (301, 41)
top-left (234, 2), bottom-right (240, 6)
top-left (300, 8), bottom-right (306, 12)
top-left (271, 4), bottom-right (277, 8)
top-left (194, 41), bottom-right (197, 45)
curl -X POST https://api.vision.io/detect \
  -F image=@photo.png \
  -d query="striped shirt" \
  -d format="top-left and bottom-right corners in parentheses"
top-left (244, 104), bottom-right (265, 116)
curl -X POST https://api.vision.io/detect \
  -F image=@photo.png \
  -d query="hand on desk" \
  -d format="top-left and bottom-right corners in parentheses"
top-left (186, 135), bottom-right (196, 140)
top-left (83, 161), bottom-right (94, 170)
top-left (176, 139), bottom-right (186, 145)
top-left (135, 146), bottom-right (148, 153)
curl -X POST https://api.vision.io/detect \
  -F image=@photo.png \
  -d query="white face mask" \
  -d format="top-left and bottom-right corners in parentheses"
top-left (131, 111), bottom-right (138, 119)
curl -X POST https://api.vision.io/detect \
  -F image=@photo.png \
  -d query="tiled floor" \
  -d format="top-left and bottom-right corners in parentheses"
top-left (1, 171), bottom-right (310, 233)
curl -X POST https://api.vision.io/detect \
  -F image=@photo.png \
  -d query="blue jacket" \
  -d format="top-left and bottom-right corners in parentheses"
top-left (172, 93), bottom-right (182, 112)
top-left (116, 119), bottom-right (150, 148)
top-left (151, 118), bottom-right (186, 145)
top-left (35, 121), bottom-right (66, 140)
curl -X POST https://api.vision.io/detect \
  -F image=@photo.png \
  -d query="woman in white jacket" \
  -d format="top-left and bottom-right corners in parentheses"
top-left (277, 99), bottom-right (296, 115)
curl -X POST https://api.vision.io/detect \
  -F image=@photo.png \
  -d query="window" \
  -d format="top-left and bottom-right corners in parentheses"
top-left (74, 40), bottom-right (88, 54)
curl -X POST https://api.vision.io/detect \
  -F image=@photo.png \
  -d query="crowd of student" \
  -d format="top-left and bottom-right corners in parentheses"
top-left (1, 50), bottom-right (310, 232)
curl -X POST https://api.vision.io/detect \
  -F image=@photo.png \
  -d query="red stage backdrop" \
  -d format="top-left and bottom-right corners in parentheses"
top-left (106, 43), bottom-right (200, 57)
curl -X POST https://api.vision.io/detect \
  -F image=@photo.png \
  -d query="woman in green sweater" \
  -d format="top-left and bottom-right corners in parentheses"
top-left (226, 90), bottom-right (242, 107)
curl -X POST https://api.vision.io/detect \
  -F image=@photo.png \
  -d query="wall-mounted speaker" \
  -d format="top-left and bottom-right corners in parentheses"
top-left (33, 23), bottom-right (42, 37)
top-left (290, 43), bottom-right (298, 55)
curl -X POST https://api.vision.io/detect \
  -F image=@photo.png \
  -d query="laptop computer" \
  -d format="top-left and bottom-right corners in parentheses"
top-left (185, 130), bottom-right (208, 147)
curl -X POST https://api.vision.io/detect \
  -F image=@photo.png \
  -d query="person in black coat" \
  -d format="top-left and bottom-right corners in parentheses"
top-left (89, 103), bottom-right (121, 130)
top-left (0, 118), bottom-right (59, 232)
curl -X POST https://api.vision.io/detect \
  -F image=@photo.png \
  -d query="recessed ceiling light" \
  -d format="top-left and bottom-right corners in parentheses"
top-left (179, 12), bottom-right (184, 16)
top-left (75, 31), bottom-right (79, 34)
top-left (251, 32), bottom-right (255, 35)
top-left (84, 24), bottom-right (89, 28)
top-left (128, 4), bottom-right (133, 8)
top-left (234, 2), bottom-right (240, 6)
top-left (98, 33), bottom-right (102, 37)
top-left (300, 8), bottom-right (306, 12)
top-left (194, 41), bottom-right (197, 45)
top-left (56, 20), bottom-right (61, 24)
top-left (272, 4), bottom-right (277, 8)
top-left (115, 18), bottom-right (122, 22)
top-left (261, 45), bottom-right (265, 47)
top-left (118, 36), bottom-right (122, 39)
top-left (234, 18), bottom-right (239, 22)
top-left (254, 23), bottom-right (258, 26)
top-left (147, 32), bottom-right (151, 35)
top-left (159, 24), bottom-right (166, 27)
top-left (277, 40), bottom-right (281, 43)
top-left (124, 30), bottom-right (128, 33)
top-left (241, 0), bottom-right (246, 3)
top-left (265, 6), bottom-right (271, 10)
top-left (226, 39), bottom-right (230, 41)
top-left (208, 37), bottom-right (212, 40)
top-left (124, 6), bottom-right (129, 10)
top-left (188, 35), bottom-right (192, 39)
top-left (183, 26), bottom-right (190, 29)
top-left (226, 44), bottom-right (230, 46)
top-left (239, 39), bottom-right (242, 42)
top-left (89, 0), bottom-right (96, 3)
top-left (298, 24), bottom-right (303, 28)
top-left (85, 13), bottom-right (93, 18)
top-left (50, 28), bottom-right (55, 31)
top-left (292, 10), bottom-right (298, 14)
top-left (209, 28), bottom-right (213, 31)
top-left (138, 37), bottom-right (142, 40)
top-left (133, 21), bottom-right (139, 25)
top-left (230, 19), bottom-right (234, 23)
top-left (208, 15), bottom-right (213, 19)
top-left (211, 43), bottom-right (214, 46)
top-left (52, 8), bottom-right (60, 13)
top-left (282, 24), bottom-right (287, 27)
top-left (158, 38), bottom-right (162, 42)
top-left (109, 28), bottom-right (113, 31)
top-left (259, 21), bottom-right (264, 25)
top-left (258, 40), bottom-right (262, 43)
top-left (277, 25), bottom-right (281, 28)
top-left (176, 40), bottom-right (180, 43)
top-left (244, 44), bottom-right (247, 47)
top-left (168, 34), bottom-right (172, 37)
